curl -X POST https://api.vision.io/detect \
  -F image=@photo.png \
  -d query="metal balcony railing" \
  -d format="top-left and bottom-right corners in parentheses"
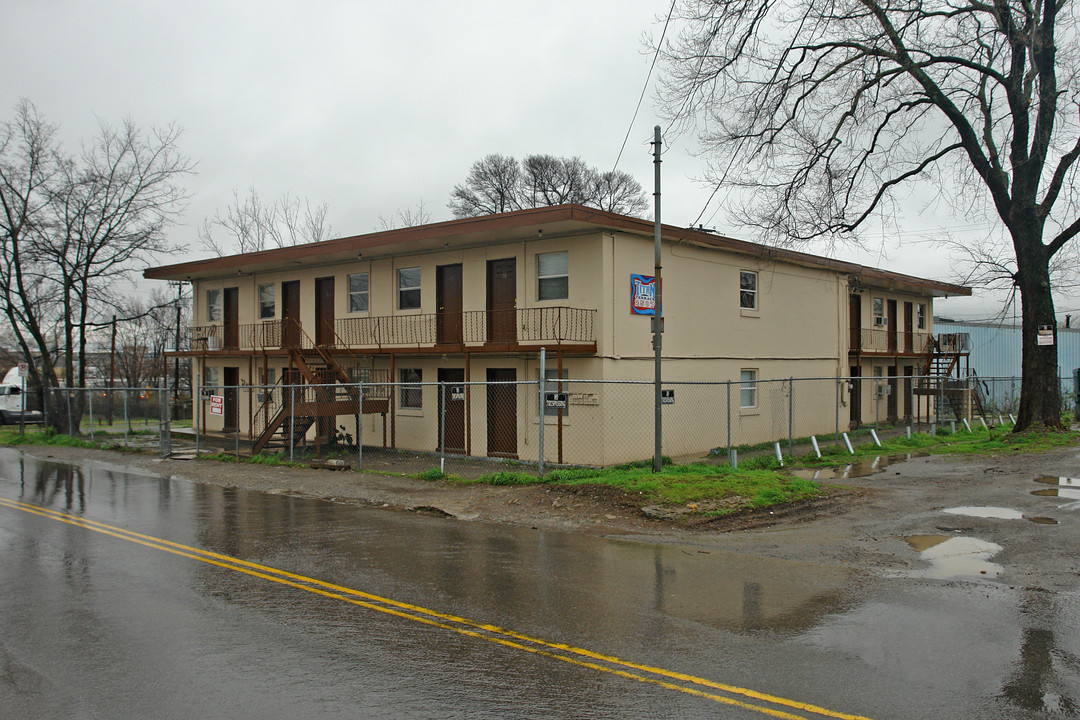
top-left (850, 328), bottom-right (932, 354)
top-left (181, 307), bottom-right (596, 352)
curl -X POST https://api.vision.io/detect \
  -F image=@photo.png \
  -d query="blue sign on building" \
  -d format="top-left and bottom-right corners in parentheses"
top-left (631, 274), bottom-right (657, 315)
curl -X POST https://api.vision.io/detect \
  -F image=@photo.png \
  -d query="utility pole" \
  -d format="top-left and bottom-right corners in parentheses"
top-left (108, 315), bottom-right (116, 425)
top-left (652, 126), bottom-right (663, 473)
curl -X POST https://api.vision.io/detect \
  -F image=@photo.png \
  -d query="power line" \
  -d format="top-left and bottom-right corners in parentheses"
top-left (611, 0), bottom-right (678, 175)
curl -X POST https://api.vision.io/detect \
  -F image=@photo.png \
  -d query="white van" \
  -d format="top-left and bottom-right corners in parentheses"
top-left (0, 367), bottom-right (43, 425)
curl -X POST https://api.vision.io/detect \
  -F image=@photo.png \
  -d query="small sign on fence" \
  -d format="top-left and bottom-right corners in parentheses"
top-left (661, 389), bottom-right (675, 405)
top-left (545, 392), bottom-right (568, 409)
top-left (450, 386), bottom-right (465, 401)
top-left (209, 395), bottom-right (224, 416)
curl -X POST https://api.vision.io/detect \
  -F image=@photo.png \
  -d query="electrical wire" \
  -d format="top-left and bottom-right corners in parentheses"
top-left (611, 0), bottom-right (678, 175)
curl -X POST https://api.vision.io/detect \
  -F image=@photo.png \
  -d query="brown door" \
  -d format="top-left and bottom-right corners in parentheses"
top-left (903, 302), bottom-right (914, 353)
top-left (282, 281), bottom-right (300, 348)
top-left (315, 277), bottom-right (335, 346)
top-left (887, 299), bottom-right (898, 353)
top-left (486, 368), bottom-right (517, 457)
top-left (223, 287), bottom-right (239, 349)
top-left (487, 258), bottom-right (516, 344)
top-left (848, 295), bottom-right (862, 352)
top-left (903, 366), bottom-right (914, 422)
top-left (436, 264), bottom-right (463, 345)
top-left (849, 365), bottom-right (861, 425)
top-left (223, 366), bottom-right (239, 431)
top-left (438, 368), bottom-right (465, 453)
top-left (887, 364), bottom-right (898, 421)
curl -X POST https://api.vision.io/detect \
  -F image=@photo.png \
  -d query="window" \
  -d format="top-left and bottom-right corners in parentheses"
top-left (916, 303), bottom-right (926, 330)
top-left (739, 271), bottom-right (757, 310)
top-left (398, 267), bottom-right (421, 310)
top-left (348, 273), bottom-right (369, 313)
top-left (740, 369), bottom-right (757, 408)
top-left (539, 369), bottom-right (569, 417)
top-left (258, 284), bottom-right (275, 319)
top-left (537, 251), bottom-right (568, 301)
top-left (873, 297), bottom-right (885, 325)
top-left (206, 289), bottom-right (222, 322)
top-left (203, 367), bottom-right (219, 395)
top-left (258, 368), bottom-right (276, 403)
top-left (400, 368), bottom-right (422, 409)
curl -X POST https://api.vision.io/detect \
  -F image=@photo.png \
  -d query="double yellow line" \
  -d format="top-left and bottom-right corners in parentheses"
top-left (0, 495), bottom-right (872, 720)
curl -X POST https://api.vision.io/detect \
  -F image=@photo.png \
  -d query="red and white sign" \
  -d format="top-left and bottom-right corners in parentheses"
top-left (209, 395), bottom-right (224, 416)
top-left (17, 362), bottom-right (28, 378)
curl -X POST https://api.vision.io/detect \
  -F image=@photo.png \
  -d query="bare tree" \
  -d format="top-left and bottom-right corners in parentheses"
top-left (449, 153), bottom-right (650, 219)
top-left (656, 0), bottom-right (1080, 430)
top-left (0, 100), bottom-right (192, 433)
top-left (448, 154), bottom-right (523, 217)
top-left (200, 187), bottom-right (332, 256)
top-left (377, 198), bottom-right (431, 230)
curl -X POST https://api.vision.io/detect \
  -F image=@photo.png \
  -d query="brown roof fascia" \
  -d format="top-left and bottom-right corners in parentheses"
top-left (144, 203), bottom-right (971, 297)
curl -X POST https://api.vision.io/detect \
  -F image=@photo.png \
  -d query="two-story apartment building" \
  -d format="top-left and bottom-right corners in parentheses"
top-left (145, 204), bottom-right (969, 465)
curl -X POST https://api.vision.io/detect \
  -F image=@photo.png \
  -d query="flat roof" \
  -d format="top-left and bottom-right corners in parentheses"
top-left (145, 204), bottom-right (971, 298)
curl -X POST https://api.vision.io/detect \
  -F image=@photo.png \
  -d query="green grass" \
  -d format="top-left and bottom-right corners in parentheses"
top-left (452, 460), bottom-right (823, 516)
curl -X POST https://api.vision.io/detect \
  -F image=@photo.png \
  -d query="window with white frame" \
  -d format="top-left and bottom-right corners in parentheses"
top-left (348, 273), bottom-right (369, 313)
top-left (258, 284), bottom-right (275, 319)
top-left (916, 303), bottom-right (926, 330)
top-left (537, 251), bottom-right (568, 301)
top-left (398, 268), bottom-right (421, 310)
top-left (739, 271), bottom-right (757, 310)
top-left (400, 368), bottom-right (422, 409)
top-left (206, 289), bottom-right (222, 322)
top-left (740, 369), bottom-right (757, 408)
top-left (873, 297), bottom-right (886, 326)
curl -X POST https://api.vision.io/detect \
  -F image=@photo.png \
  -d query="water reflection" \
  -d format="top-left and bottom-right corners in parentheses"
top-left (1000, 591), bottom-right (1080, 714)
top-left (902, 535), bottom-right (1004, 579)
top-left (790, 453), bottom-right (929, 481)
top-left (23, 460), bottom-right (88, 513)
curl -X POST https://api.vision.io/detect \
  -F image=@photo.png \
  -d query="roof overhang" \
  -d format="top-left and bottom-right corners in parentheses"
top-left (144, 204), bottom-right (971, 298)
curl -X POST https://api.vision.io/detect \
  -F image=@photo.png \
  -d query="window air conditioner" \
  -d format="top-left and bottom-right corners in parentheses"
top-left (874, 316), bottom-right (888, 327)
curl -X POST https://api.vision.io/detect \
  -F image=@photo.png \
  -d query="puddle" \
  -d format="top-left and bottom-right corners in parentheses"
top-left (904, 535), bottom-right (1004, 579)
top-left (1031, 488), bottom-right (1080, 500)
top-left (1026, 516), bottom-right (1059, 525)
top-left (1034, 476), bottom-right (1080, 486)
top-left (943, 506), bottom-right (1024, 520)
top-left (791, 452), bottom-right (929, 481)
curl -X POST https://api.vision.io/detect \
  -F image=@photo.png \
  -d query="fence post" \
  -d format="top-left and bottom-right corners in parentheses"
top-left (726, 380), bottom-right (732, 462)
top-left (538, 349), bottom-right (546, 476)
top-left (439, 381), bottom-right (447, 475)
top-left (88, 387), bottom-right (96, 442)
top-left (66, 387), bottom-right (73, 436)
top-left (235, 384), bottom-right (241, 458)
top-left (289, 383), bottom-right (296, 464)
top-left (124, 388), bottom-right (130, 445)
top-left (159, 379), bottom-right (171, 458)
top-left (835, 378), bottom-right (841, 443)
top-left (194, 375), bottom-right (201, 456)
top-left (357, 380), bottom-right (363, 471)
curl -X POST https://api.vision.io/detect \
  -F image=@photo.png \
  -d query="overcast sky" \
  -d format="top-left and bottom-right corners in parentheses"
top-left (3, 0), bottom-right (1071, 322)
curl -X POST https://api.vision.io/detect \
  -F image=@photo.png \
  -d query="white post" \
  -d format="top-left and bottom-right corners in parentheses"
top-left (842, 432), bottom-right (854, 454)
top-left (810, 435), bottom-right (821, 459)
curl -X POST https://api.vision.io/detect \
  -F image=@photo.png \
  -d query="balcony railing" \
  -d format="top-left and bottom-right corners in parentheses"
top-left (180, 307), bottom-right (596, 353)
top-left (850, 328), bottom-right (932, 355)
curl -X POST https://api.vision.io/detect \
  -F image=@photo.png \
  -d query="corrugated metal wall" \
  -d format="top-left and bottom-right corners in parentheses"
top-left (934, 320), bottom-right (1080, 409)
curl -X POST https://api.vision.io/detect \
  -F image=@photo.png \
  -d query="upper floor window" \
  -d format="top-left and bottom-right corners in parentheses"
top-left (916, 303), bottom-right (926, 330)
top-left (348, 273), bottom-right (369, 313)
top-left (258, 284), bottom-right (275, 319)
top-left (739, 271), bottom-right (757, 310)
top-left (537, 251), bottom-right (568, 301)
top-left (206, 289), bottom-right (222, 322)
top-left (398, 267), bottom-right (421, 310)
top-left (873, 297), bottom-right (886, 326)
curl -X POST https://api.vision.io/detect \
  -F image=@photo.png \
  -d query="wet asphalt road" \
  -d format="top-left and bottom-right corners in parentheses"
top-left (0, 448), bottom-right (1077, 719)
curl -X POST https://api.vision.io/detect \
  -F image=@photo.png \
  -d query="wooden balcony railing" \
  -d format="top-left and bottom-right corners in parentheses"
top-left (181, 307), bottom-right (596, 353)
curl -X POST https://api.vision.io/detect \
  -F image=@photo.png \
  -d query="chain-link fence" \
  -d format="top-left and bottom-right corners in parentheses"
top-left (8, 373), bottom-right (1074, 475)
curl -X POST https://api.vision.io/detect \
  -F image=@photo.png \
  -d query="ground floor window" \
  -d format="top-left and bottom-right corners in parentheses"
top-left (400, 368), bottom-right (422, 409)
top-left (740, 369), bottom-right (757, 408)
